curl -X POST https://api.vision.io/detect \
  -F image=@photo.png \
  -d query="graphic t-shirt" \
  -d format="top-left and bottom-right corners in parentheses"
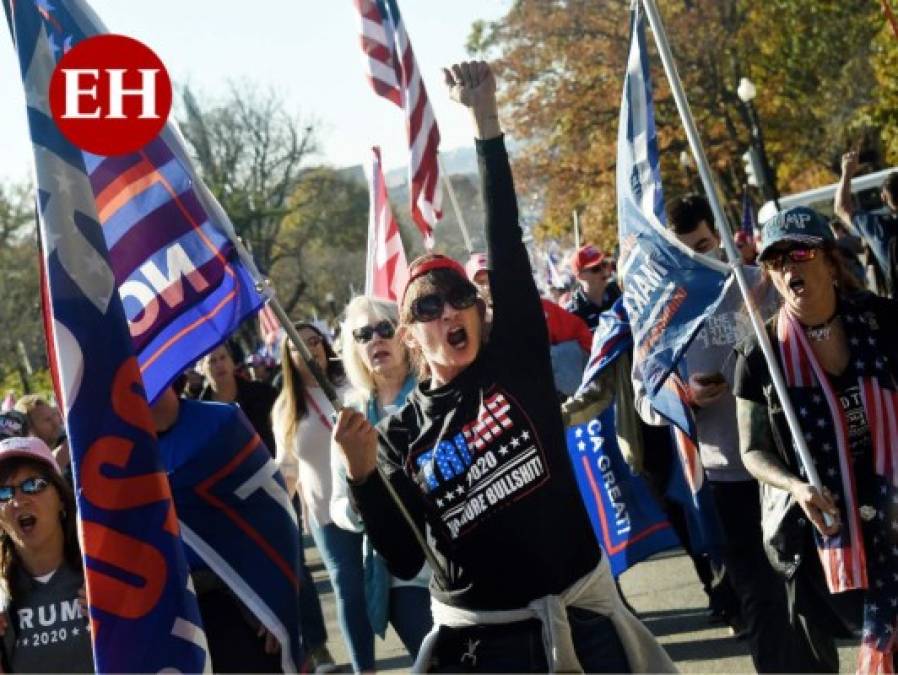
top-left (352, 137), bottom-right (599, 611)
top-left (829, 370), bottom-right (876, 507)
top-left (6, 564), bottom-right (93, 673)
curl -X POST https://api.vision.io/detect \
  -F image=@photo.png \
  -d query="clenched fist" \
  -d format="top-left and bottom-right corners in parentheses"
top-left (332, 408), bottom-right (378, 483)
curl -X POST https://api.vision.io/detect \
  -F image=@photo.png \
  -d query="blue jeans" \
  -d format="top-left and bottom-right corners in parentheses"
top-left (311, 523), bottom-right (374, 672)
top-left (389, 586), bottom-right (433, 658)
top-left (295, 499), bottom-right (328, 650)
top-left (429, 607), bottom-right (629, 673)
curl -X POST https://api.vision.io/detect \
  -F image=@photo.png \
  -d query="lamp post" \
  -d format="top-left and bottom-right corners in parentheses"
top-left (679, 150), bottom-right (698, 192)
top-left (737, 77), bottom-right (779, 205)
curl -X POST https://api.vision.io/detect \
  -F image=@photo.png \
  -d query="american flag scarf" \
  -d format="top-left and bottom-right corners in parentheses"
top-left (777, 304), bottom-right (898, 673)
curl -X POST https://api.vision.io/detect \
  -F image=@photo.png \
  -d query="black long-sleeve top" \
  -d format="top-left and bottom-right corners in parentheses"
top-left (350, 136), bottom-right (600, 611)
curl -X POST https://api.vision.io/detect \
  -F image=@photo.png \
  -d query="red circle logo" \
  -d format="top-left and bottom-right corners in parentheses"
top-left (49, 34), bottom-right (172, 156)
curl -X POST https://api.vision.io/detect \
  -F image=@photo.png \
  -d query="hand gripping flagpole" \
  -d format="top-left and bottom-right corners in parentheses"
top-left (227, 223), bottom-right (451, 587)
top-left (640, 0), bottom-right (827, 497)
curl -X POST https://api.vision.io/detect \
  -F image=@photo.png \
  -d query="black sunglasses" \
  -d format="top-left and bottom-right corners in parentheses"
top-left (352, 320), bottom-right (396, 344)
top-left (410, 285), bottom-right (478, 323)
top-left (0, 476), bottom-right (50, 503)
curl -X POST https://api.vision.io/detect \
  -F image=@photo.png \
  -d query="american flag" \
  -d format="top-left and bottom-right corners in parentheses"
top-left (778, 306), bottom-right (898, 672)
top-left (258, 302), bottom-right (282, 351)
top-left (365, 146), bottom-right (409, 302)
top-left (461, 392), bottom-right (513, 452)
top-left (354, 0), bottom-right (442, 248)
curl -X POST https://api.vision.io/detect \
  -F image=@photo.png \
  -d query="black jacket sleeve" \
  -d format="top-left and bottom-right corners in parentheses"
top-left (478, 136), bottom-right (551, 366)
top-left (348, 426), bottom-right (427, 581)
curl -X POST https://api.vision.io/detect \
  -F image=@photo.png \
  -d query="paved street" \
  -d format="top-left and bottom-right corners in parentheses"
top-left (306, 543), bottom-right (860, 673)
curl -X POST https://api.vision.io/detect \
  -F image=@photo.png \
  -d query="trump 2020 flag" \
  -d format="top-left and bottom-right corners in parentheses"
top-left (616, 4), bottom-right (728, 556)
top-left (158, 399), bottom-right (301, 673)
top-left (365, 146), bottom-right (409, 302)
top-left (6, 1), bottom-right (212, 671)
top-left (568, 299), bottom-right (678, 576)
top-left (9, 0), bottom-right (264, 406)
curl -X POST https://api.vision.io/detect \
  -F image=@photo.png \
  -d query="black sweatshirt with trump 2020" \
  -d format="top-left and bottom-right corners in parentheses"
top-left (350, 135), bottom-right (600, 611)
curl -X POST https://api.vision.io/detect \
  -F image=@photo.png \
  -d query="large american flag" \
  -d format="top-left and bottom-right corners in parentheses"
top-left (365, 146), bottom-right (409, 302)
top-left (355, 0), bottom-right (442, 248)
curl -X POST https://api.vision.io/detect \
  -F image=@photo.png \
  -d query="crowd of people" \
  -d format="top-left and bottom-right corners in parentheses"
top-left (0, 59), bottom-right (896, 673)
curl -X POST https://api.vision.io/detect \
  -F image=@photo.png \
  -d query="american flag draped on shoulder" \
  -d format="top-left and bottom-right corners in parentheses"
top-left (6, 0), bottom-right (214, 670)
top-left (777, 305), bottom-right (898, 673)
top-left (568, 297), bottom-right (678, 575)
top-left (616, 4), bottom-right (730, 557)
top-left (365, 146), bottom-right (409, 302)
top-left (354, 0), bottom-right (441, 248)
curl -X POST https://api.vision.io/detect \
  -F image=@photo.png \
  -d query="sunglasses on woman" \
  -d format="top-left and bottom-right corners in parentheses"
top-left (762, 246), bottom-right (818, 270)
top-left (410, 285), bottom-right (479, 323)
top-left (0, 476), bottom-right (50, 503)
top-left (352, 320), bottom-right (396, 344)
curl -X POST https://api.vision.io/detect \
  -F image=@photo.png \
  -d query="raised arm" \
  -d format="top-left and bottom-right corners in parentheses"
top-left (443, 61), bottom-right (548, 356)
top-left (834, 151), bottom-right (858, 228)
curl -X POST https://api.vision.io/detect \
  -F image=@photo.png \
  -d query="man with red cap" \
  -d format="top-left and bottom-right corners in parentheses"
top-left (566, 244), bottom-right (621, 329)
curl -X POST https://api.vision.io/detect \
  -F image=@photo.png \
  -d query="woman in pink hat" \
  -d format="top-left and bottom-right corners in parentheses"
top-left (0, 436), bottom-right (91, 672)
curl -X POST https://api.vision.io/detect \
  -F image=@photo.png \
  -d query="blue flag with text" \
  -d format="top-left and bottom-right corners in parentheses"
top-left (8, 0), bottom-right (264, 406)
top-left (159, 400), bottom-right (302, 674)
top-left (615, 4), bottom-right (728, 557)
top-left (7, 0), bottom-right (213, 669)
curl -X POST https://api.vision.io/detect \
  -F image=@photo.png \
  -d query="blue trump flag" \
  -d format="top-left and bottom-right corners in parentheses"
top-left (568, 298), bottom-right (678, 576)
top-left (566, 412), bottom-right (678, 577)
top-left (158, 399), bottom-right (301, 673)
top-left (7, 1), bottom-right (212, 670)
top-left (616, 4), bottom-right (730, 557)
top-left (8, 0), bottom-right (265, 405)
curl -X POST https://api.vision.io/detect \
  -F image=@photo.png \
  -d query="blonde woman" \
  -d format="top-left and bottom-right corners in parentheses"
top-left (331, 297), bottom-right (432, 661)
top-left (270, 325), bottom-right (373, 672)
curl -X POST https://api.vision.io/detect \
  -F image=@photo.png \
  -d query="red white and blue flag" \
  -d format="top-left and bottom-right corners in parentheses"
top-left (6, 0), bottom-right (281, 670)
top-left (365, 146), bottom-right (409, 302)
top-left (158, 399), bottom-right (302, 674)
top-left (777, 306), bottom-right (898, 673)
top-left (355, 0), bottom-right (442, 248)
top-left (616, 4), bottom-right (728, 557)
top-left (7, 0), bottom-right (213, 670)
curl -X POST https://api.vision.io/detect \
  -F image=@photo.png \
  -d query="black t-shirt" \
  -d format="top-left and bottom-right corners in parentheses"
top-left (566, 283), bottom-right (622, 330)
top-left (351, 137), bottom-right (599, 611)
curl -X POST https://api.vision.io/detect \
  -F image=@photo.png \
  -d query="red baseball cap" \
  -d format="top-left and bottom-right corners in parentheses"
top-left (570, 245), bottom-right (607, 275)
top-left (401, 254), bottom-right (468, 305)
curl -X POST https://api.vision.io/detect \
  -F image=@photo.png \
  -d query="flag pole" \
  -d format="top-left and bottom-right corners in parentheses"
top-left (640, 0), bottom-right (826, 495)
top-left (437, 153), bottom-right (474, 253)
top-left (573, 209), bottom-right (581, 249)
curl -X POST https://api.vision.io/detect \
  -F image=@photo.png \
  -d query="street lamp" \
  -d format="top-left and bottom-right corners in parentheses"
top-left (737, 77), bottom-right (779, 205)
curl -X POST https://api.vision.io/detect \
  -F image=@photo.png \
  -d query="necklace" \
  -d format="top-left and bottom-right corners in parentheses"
top-left (802, 312), bottom-right (838, 342)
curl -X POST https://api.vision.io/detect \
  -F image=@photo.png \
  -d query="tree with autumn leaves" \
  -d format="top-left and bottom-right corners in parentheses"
top-left (469, 0), bottom-right (897, 247)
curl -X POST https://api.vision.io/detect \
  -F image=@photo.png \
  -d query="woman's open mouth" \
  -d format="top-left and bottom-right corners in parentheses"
top-left (446, 326), bottom-right (468, 349)
top-left (788, 277), bottom-right (806, 295)
top-left (17, 514), bottom-right (36, 534)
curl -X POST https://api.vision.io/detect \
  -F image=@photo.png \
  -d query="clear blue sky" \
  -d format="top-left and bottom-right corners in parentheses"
top-left (0, 0), bottom-right (509, 182)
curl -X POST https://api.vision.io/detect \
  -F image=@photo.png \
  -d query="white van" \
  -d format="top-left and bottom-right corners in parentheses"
top-left (757, 167), bottom-right (897, 224)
